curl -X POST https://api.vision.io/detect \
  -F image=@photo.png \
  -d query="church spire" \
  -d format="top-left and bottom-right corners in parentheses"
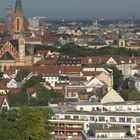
top-left (12, 0), bottom-right (24, 39)
top-left (15, 0), bottom-right (23, 13)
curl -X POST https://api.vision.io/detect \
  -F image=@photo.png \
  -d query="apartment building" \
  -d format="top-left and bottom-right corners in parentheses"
top-left (50, 100), bottom-right (140, 139)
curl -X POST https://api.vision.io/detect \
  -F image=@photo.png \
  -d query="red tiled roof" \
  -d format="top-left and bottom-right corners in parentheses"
top-left (35, 60), bottom-right (56, 66)
top-left (35, 50), bottom-right (50, 56)
top-left (8, 88), bottom-right (22, 94)
top-left (25, 37), bottom-right (42, 42)
top-left (0, 82), bottom-right (7, 89)
top-left (82, 71), bottom-right (102, 76)
top-left (41, 35), bottom-right (59, 44)
top-left (66, 87), bottom-right (85, 94)
top-left (0, 24), bottom-right (6, 32)
top-left (69, 76), bottom-right (87, 82)
top-left (82, 55), bottom-right (137, 65)
top-left (27, 86), bottom-right (36, 95)
top-left (34, 66), bottom-right (81, 75)
top-left (0, 96), bottom-right (7, 107)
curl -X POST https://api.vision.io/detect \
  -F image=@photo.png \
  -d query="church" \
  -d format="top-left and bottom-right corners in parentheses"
top-left (0, 0), bottom-right (33, 71)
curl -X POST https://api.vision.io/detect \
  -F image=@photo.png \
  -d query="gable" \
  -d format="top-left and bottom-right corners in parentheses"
top-left (106, 57), bottom-right (117, 65)
top-left (1, 52), bottom-right (15, 60)
top-left (0, 40), bottom-right (19, 60)
top-left (101, 88), bottom-right (124, 104)
top-left (86, 77), bottom-right (104, 87)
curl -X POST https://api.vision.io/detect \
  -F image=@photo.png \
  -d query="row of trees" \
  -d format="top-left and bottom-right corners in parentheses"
top-left (59, 45), bottom-right (140, 57)
top-left (34, 44), bottom-right (140, 57)
top-left (0, 107), bottom-right (53, 140)
top-left (7, 86), bottom-right (63, 107)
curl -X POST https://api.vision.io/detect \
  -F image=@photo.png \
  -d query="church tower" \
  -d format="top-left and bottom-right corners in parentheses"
top-left (18, 33), bottom-right (25, 60)
top-left (12, 0), bottom-right (25, 39)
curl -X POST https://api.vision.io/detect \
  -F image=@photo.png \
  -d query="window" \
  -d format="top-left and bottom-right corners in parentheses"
top-left (110, 117), bottom-right (116, 122)
top-left (80, 107), bottom-right (83, 111)
top-left (65, 115), bottom-right (70, 119)
top-left (96, 107), bottom-right (100, 111)
top-left (17, 18), bottom-right (19, 31)
top-left (73, 116), bottom-right (79, 120)
top-left (99, 117), bottom-right (105, 121)
top-left (119, 117), bottom-right (125, 122)
top-left (121, 42), bottom-right (124, 46)
top-left (90, 117), bottom-right (94, 121)
top-left (127, 118), bottom-right (132, 122)
top-left (68, 92), bottom-right (72, 97)
top-left (92, 107), bottom-right (95, 111)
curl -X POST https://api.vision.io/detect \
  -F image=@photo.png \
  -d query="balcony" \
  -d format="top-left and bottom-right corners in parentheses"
top-left (53, 126), bottom-right (83, 131)
top-left (52, 134), bottom-right (83, 140)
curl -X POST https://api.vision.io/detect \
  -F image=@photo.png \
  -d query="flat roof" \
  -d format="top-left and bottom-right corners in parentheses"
top-left (55, 110), bottom-right (140, 116)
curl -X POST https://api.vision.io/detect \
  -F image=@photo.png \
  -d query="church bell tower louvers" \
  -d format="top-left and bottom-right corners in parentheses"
top-left (12, 0), bottom-right (25, 39)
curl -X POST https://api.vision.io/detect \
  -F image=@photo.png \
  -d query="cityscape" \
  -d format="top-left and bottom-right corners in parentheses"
top-left (1, 0), bottom-right (140, 140)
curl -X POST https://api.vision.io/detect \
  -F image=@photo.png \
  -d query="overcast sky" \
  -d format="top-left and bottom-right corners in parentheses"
top-left (0, 0), bottom-right (140, 20)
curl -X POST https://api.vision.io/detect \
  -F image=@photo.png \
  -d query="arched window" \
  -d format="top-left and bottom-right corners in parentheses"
top-left (17, 18), bottom-right (19, 31)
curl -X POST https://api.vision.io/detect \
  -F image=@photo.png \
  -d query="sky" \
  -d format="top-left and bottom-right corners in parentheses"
top-left (1, 0), bottom-right (140, 20)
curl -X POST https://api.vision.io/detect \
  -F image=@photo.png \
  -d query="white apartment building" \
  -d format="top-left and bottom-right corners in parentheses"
top-left (50, 101), bottom-right (140, 139)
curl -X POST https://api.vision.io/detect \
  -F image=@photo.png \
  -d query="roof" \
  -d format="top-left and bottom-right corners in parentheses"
top-left (25, 37), bottom-right (42, 42)
top-left (0, 24), bottom-right (6, 32)
top-left (48, 98), bottom-right (64, 104)
top-left (35, 60), bottom-right (57, 66)
top-left (72, 101), bottom-right (102, 106)
top-left (41, 35), bottom-right (59, 45)
top-left (15, 0), bottom-right (23, 13)
top-left (69, 76), bottom-right (87, 82)
top-left (55, 110), bottom-right (140, 116)
top-left (34, 66), bottom-right (81, 76)
top-left (35, 50), bottom-right (50, 56)
top-left (1, 52), bottom-right (15, 60)
top-left (82, 71), bottom-right (102, 77)
top-left (9, 39), bottom-right (19, 51)
top-left (0, 96), bottom-right (7, 107)
top-left (82, 55), bottom-right (138, 65)
top-left (8, 88), bottom-right (22, 94)
top-left (0, 81), bottom-right (7, 89)
top-left (26, 86), bottom-right (36, 95)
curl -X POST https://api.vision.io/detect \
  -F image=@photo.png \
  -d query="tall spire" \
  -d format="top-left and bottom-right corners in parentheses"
top-left (12, 0), bottom-right (24, 39)
top-left (15, 0), bottom-right (23, 13)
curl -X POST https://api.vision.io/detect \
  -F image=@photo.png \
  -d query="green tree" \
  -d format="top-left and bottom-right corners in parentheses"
top-left (121, 88), bottom-right (140, 101)
top-left (15, 69), bottom-right (31, 82)
top-left (108, 66), bottom-right (123, 90)
top-left (17, 107), bottom-right (51, 140)
top-left (31, 86), bottom-right (64, 106)
top-left (0, 110), bottom-right (19, 140)
top-left (23, 76), bottom-right (45, 89)
top-left (7, 92), bottom-right (29, 107)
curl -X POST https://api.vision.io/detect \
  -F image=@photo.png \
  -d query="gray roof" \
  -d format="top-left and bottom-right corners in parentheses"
top-left (71, 101), bottom-right (102, 106)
